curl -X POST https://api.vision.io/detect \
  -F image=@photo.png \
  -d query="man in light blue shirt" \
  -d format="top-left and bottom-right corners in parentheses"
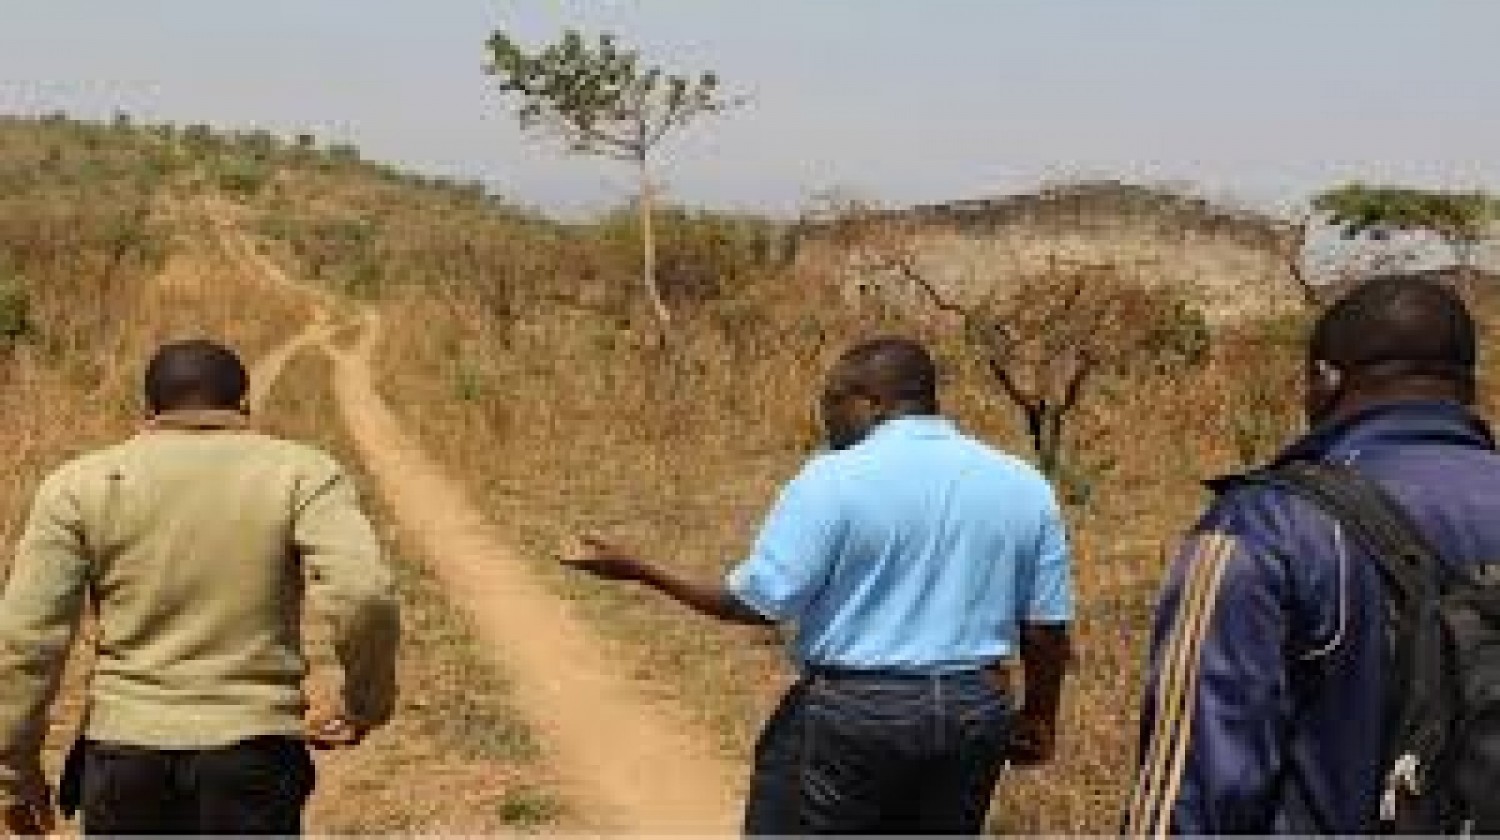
top-left (566, 337), bottom-right (1074, 835)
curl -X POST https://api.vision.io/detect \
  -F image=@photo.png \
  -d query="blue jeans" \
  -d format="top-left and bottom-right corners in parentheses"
top-left (743, 669), bottom-right (1013, 836)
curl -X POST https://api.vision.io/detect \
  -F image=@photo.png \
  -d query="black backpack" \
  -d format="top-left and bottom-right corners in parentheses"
top-left (1241, 461), bottom-right (1500, 834)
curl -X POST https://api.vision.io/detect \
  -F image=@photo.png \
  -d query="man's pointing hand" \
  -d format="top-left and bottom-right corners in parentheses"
top-left (560, 536), bottom-right (648, 582)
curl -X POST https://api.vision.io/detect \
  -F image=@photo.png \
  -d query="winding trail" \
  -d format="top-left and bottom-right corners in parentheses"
top-left (247, 318), bottom-right (330, 413)
top-left (204, 202), bottom-right (336, 413)
top-left (211, 207), bottom-right (744, 833)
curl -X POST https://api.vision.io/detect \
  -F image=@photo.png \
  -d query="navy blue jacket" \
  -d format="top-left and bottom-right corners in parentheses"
top-left (1127, 400), bottom-right (1500, 835)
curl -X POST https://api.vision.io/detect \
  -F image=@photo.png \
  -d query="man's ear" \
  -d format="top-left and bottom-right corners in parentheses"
top-left (1313, 359), bottom-right (1343, 393)
top-left (860, 395), bottom-right (901, 428)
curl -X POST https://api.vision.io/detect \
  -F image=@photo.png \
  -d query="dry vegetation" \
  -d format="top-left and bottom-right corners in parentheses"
top-left (236, 146), bottom-right (1330, 831)
top-left (0, 117), bottom-right (309, 785)
top-left (365, 271), bottom-right (1316, 832)
top-left (0, 116), bottom-right (561, 832)
top-left (8, 113), bottom-right (1497, 833)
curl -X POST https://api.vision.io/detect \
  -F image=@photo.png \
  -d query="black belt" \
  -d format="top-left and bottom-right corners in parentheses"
top-left (808, 663), bottom-right (997, 679)
top-left (805, 663), bottom-right (1013, 694)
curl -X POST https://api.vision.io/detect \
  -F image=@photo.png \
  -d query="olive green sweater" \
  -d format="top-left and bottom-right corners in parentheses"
top-left (0, 410), bottom-right (400, 808)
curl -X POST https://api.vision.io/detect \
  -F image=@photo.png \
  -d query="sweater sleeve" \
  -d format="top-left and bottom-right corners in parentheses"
top-left (0, 470), bottom-right (90, 809)
top-left (294, 462), bottom-right (400, 729)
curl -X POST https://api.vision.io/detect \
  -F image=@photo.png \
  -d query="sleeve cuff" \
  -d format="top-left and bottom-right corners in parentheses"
top-left (1025, 611), bottom-right (1073, 623)
top-left (725, 564), bottom-right (787, 622)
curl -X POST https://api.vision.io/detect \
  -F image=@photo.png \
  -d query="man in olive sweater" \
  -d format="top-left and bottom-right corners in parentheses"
top-left (0, 340), bottom-right (400, 835)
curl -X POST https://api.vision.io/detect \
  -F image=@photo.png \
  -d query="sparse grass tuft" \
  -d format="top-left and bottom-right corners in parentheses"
top-left (497, 785), bottom-right (566, 829)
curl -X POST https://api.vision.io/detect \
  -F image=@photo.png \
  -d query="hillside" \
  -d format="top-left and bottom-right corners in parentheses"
top-left (795, 180), bottom-right (1304, 324)
top-left (5, 114), bottom-right (1494, 833)
top-left (0, 116), bottom-right (568, 833)
top-left (894, 180), bottom-right (1288, 248)
top-left (214, 124), bottom-right (1316, 831)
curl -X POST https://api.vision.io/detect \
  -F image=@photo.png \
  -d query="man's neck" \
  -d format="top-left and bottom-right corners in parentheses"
top-left (877, 404), bottom-right (941, 422)
top-left (146, 408), bottom-right (250, 432)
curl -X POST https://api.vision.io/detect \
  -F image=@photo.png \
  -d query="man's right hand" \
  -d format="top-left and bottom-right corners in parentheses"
top-left (305, 707), bottom-right (369, 750)
top-left (1012, 623), bottom-right (1070, 767)
top-left (2, 799), bottom-right (54, 837)
top-left (1005, 709), bottom-right (1059, 766)
top-left (560, 536), bottom-right (649, 582)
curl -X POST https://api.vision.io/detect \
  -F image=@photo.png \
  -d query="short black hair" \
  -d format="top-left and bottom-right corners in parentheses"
top-left (144, 340), bottom-right (249, 414)
top-left (832, 337), bottom-right (940, 411)
top-left (1309, 271), bottom-right (1477, 389)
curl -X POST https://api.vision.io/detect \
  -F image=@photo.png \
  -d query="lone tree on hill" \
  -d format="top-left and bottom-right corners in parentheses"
top-left (484, 28), bottom-right (737, 328)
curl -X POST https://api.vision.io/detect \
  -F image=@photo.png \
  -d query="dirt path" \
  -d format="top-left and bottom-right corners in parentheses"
top-left (246, 320), bottom-right (327, 412)
top-left (203, 200), bottom-right (337, 412)
top-left (220, 218), bottom-right (745, 832)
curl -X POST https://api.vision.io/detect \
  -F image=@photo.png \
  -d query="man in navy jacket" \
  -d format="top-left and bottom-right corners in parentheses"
top-left (1128, 271), bottom-right (1500, 834)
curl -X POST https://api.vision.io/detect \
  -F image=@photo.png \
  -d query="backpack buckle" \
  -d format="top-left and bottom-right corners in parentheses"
top-left (1380, 753), bottom-right (1422, 823)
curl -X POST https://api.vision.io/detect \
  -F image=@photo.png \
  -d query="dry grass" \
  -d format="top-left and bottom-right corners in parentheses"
top-left (17, 114), bottom-right (1493, 833)
top-left (366, 270), bottom-right (1313, 831)
top-left (147, 128), bottom-right (1336, 831)
top-left (214, 147), bottom-right (1327, 831)
top-left (0, 117), bottom-right (561, 832)
top-left (0, 117), bottom-right (315, 809)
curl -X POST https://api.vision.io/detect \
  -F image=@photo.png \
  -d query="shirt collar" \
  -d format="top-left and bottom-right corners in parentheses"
top-left (1271, 399), bottom-right (1494, 467)
top-left (144, 409), bottom-right (251, 433)
top-left (863, 414), bottom-right (957, 444)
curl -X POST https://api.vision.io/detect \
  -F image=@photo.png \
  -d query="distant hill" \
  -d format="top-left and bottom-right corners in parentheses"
top-left (900, 180), bottom-right (1294, 255)
top-left (794, 180), bottom-right (1305, 323)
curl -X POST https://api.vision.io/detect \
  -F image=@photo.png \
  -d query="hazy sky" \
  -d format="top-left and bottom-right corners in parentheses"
top-left (2, 1), bottom-right (1497, 218)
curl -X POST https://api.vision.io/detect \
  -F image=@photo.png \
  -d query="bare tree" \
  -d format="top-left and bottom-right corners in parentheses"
top-left (825, 202), bottom-right (1207, 478)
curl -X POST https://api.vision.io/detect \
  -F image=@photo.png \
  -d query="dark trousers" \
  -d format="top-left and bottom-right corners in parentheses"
top-left (744, 670), bottom-right (1013, 836)
top-left (70, 736), bottom-right (315, 836)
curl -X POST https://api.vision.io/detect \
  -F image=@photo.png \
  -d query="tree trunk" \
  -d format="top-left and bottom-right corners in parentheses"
top-left (1286, 215), bottom-right (1323, 308)
top-left (1023, 402), bottom-right (1064, 479)
top-left (638, 159), bottom-right (671, 327)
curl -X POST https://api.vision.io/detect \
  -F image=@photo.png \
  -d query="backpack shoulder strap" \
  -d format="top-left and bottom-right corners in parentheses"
top-left (1241, 460), bottom-right (1452, 830)
top-left (1237, 461), bottom-right (1437, 612)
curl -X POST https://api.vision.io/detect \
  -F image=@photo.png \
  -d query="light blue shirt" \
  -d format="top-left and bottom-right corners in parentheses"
top-left (726, 415), bottom-right (1072, 672)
